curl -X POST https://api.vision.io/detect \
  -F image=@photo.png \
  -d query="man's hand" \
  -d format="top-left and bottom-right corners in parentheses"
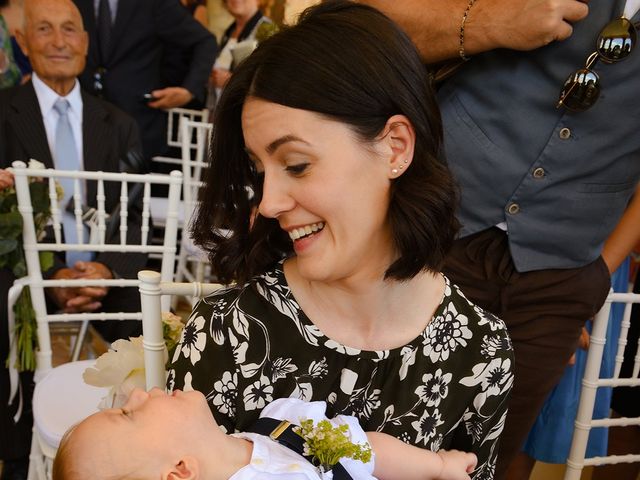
top-left (48, 262), bottom-right (112, 313)
top-left (0, 169), bottom-right (15, 189)
top-left (473, 0), bottom-right (590, 52)
top-left (148, 87), bottom-right (194, 109)
top-left (360, 0), bottom-right (589, 62)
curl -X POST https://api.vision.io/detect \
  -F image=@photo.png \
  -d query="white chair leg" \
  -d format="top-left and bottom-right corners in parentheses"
top-left (27, 429), bottom-right (46, 480)
top-left (70, 320), bottom-right (90, 361)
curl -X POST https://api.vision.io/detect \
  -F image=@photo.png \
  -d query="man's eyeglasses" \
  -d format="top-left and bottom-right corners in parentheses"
top-left (557, 16), bottom-right (637, 112)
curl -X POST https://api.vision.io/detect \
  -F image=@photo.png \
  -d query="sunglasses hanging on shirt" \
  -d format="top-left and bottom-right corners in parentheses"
top-left (557, 16), bottom-right (637, 112)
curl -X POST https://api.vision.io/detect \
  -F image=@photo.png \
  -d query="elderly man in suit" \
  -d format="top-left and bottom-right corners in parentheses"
top-left (72, 0), bottom-right (217, 164)
top-left (0, 1), bottom-right (145, 477)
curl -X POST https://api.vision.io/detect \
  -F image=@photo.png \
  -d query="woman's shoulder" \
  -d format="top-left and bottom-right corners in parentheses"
top-left (192, 263), bottom-right (289, 316)
top-left (440, 275), bottom-right (512, 342)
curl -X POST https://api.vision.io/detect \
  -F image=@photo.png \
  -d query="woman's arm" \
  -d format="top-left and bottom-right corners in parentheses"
top-left (368, 431), bottom-right (476, 480)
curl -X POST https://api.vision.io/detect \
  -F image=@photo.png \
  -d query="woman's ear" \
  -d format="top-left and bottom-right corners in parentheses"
top-left (165, 457), bottom-right (199, 480)
top-left (379, 115), bottom-right (415, 179)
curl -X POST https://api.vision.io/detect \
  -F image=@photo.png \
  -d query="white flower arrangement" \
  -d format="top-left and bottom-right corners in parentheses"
top-left (83, 312), bottom-right (184, 409)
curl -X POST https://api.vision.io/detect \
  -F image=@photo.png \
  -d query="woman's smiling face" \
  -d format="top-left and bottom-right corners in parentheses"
top-left (242, 97), bottom-right (396, 285)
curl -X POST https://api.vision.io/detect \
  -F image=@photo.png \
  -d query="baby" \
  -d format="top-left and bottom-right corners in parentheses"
top-left (53, 388), bottom-right (477, 480)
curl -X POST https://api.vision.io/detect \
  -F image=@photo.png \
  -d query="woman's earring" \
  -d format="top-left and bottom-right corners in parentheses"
top-left (391, 168), bottom-right (399, 175)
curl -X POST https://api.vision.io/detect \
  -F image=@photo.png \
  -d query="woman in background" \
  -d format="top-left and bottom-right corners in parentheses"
top-left (208, 0), bottom-right (271, 109)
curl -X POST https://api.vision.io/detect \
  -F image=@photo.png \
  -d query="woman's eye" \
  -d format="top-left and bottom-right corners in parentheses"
top-left (285, 163), bottom-right (309, 175)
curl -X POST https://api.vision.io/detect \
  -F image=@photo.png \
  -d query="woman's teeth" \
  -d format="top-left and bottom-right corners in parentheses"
top-left (288, 222), bottom-right (325, 241)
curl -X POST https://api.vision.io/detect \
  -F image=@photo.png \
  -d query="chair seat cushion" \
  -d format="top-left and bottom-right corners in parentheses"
top-left (33, 360), bottom-right (109, 449)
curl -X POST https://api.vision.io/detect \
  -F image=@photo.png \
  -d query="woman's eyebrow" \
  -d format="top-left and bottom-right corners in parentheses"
top-left (266, 135), bottom-right (310, 155)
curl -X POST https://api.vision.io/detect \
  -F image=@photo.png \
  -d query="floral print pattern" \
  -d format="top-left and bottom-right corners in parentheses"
top-left (168, 263), bottom-right (514, 479)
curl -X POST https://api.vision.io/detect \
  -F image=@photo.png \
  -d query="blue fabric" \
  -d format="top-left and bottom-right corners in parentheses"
top-left (522, 258), bottom-right (630, 463)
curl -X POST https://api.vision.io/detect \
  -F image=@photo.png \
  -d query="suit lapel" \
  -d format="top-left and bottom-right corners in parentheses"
top-left (82, 91), bottom-right (112, 200)
top-left (8, 82), bottom-right (54, 168)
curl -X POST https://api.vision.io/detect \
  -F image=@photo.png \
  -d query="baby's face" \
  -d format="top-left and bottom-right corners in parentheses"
top-left (71, 388), bottom-right (216, 476)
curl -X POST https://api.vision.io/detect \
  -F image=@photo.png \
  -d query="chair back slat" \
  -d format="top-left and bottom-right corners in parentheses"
top-left (48, 177), bottom-right (63, 244)
top-left (119, 180), bottom-right (128, 245)
top-left (141, 182), bottom-right (151, 246)
top-left (97, 179), bottom-right (107, 244)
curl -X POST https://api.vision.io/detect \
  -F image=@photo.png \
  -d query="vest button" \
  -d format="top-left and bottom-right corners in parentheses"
top-left (559, 127), bottom-right (571, 139)
top-left (533, 167), bottom-right (545, 178)
top-left (507, 203), bottom-right (520, 215)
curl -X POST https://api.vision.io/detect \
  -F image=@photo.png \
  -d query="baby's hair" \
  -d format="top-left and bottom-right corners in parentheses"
top-left (52, 422), bottom-right (133, 480)
top-left (52, 424), bottom-right (82, 480)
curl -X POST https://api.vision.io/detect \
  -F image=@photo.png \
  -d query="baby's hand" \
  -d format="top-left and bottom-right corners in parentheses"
top-left (436, 449), bottom-right (477, 480)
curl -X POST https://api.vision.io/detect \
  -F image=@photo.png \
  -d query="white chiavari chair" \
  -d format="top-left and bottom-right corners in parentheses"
top-left (8, 161), bottom-right (182, 480)
top-left (137, 270), bottom-right (224, 389)
top-left (564, 291), bottom-right (640, 480)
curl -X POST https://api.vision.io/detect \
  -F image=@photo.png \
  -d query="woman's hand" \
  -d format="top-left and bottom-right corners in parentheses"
top-left (211, 68), bottom-right (232, 89)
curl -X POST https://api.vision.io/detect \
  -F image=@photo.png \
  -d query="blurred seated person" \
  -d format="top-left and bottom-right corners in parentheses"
top-left (0, 0), bottom-right (146, 341)
top-left (0, 0), bottom-right (31, 80)
top-left (208, 0), bottom-right (271, 109)
top-left (0, 0), bottom-right (21, 89)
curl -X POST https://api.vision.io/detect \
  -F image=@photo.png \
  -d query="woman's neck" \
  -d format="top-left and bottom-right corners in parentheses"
top-left (284, 258), bottom-right (445, 351)
top-left (232, 8), bottom-right (258, 38)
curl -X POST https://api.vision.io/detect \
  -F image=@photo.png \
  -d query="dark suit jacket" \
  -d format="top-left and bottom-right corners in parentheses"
top-left (0, 80), bottom-right (147, 289)
top-left (73, 0), bottom-right (217, 161)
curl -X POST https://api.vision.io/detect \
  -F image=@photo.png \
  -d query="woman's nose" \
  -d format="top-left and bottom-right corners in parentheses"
top-left (258, 171), bottom-right (295, 219)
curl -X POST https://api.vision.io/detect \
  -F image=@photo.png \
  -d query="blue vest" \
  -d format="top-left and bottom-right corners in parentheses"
top-left (438, 0), bottom-right (640, 271)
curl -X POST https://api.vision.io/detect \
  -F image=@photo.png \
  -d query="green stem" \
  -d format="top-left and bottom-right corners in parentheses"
top-left (5, 287), bottom-right (38, 372)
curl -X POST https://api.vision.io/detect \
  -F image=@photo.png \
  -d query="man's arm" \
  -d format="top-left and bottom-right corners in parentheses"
top-left (148, 0), bottom-right (217, 109)
top-left (368, 431), bottom-right (477, 480)
top-left (358, 0), bottom-right (589, 63)
top-left (602, 184), bottom-right (640, 274)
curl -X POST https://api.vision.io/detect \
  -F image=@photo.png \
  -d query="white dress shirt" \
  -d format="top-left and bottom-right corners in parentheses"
top-left (230, 398), bottom-right (376, 479)
top-left (31, 72), bottom-right (84, 171)
top-left (93, 0), bottom-right (118, 22)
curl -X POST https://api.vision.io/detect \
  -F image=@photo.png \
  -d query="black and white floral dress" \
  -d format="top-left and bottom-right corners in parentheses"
top-left (168, 263), bottom-right (514, 480)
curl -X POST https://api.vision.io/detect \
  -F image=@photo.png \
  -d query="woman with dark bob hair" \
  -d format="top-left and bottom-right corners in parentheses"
top-left (169, 1), bottom-right (513, 478)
